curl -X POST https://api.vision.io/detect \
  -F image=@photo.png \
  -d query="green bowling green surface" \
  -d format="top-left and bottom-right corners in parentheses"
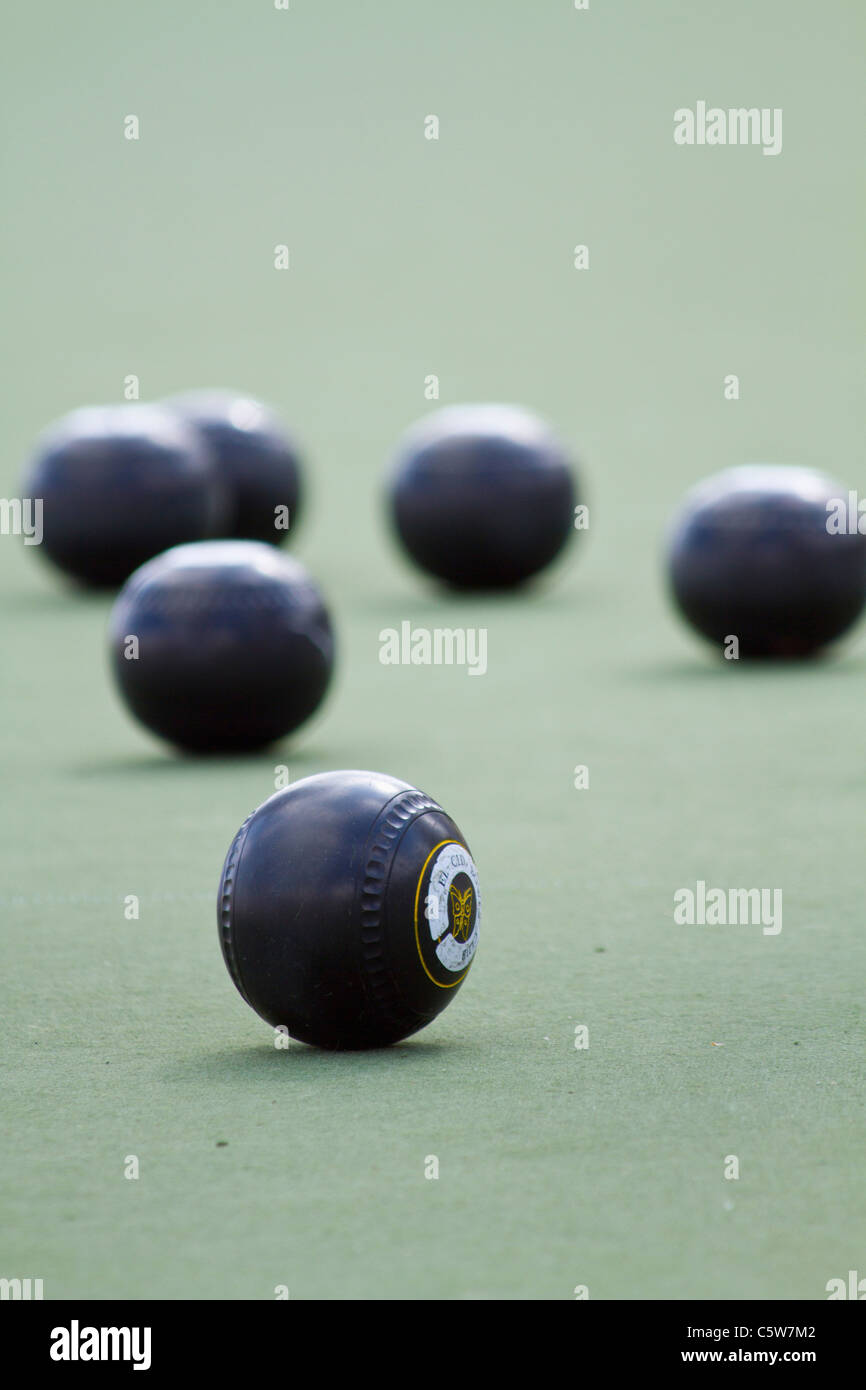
top-left (2, 1), bottom-right (863, 1300)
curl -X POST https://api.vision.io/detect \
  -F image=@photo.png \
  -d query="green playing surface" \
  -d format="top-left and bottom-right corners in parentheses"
top-left (1, 0), bottom-right (863, 1299)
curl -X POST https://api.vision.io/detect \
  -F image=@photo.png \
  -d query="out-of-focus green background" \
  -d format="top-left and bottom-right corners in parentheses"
top-left (1, 1), bottom-right (863, 1299)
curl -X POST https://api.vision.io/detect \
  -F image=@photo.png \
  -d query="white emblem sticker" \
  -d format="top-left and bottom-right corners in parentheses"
top-left (423, 842), bottom-right (481, 974)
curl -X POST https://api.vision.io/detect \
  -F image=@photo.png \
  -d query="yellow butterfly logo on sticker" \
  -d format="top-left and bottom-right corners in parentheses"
top-left (449, 884), bottom-right (474, 942)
